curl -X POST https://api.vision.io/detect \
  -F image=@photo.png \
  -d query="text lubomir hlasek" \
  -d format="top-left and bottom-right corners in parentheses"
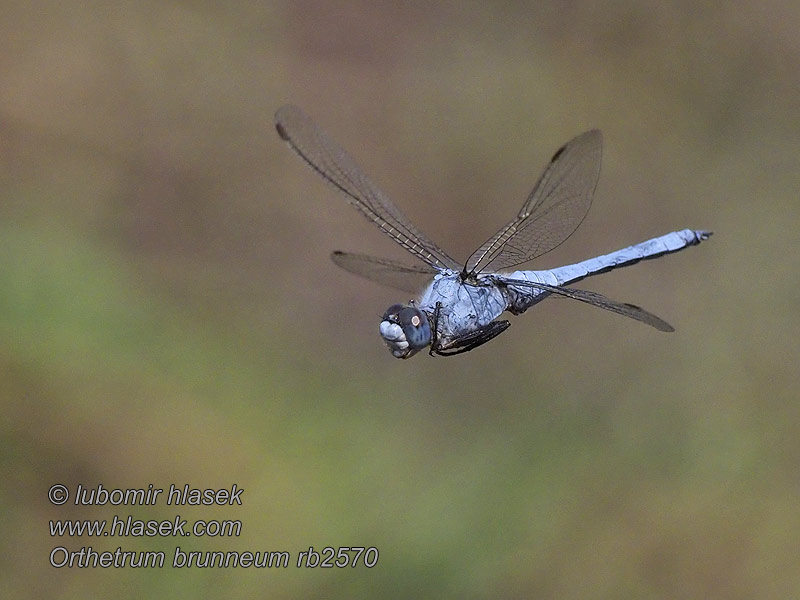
top-left (72, 484), bottom-right (243, 506)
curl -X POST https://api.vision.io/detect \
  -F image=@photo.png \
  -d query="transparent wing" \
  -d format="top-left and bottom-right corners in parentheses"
top-left (276, 105), bottom-right (460, 271)
top-left (331, 251), bottom-right (438, 294)
top-left (466, 130), bottom-right (603, 275)
top-left (500, 276), bottom-right (674, 332)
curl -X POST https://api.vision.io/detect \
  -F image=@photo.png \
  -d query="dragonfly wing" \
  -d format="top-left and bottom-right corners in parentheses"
top-left (331, 251), bottom-right (438, 294)
top-left (466, 130), bottom-right (602, 275)
top-left (276, 105), bottom-right (461, 271)
top-left (501, 276), bottom-right (674, 332)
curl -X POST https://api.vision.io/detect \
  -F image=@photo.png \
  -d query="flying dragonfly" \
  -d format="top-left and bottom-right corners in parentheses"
top-left (275, 105), bottom-right (711, 358)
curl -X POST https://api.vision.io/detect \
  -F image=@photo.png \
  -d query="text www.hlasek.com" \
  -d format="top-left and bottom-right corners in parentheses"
top-left (48, 483), bottom-right (379, 569)
top-left (50, 515), bottom-right (241, 538)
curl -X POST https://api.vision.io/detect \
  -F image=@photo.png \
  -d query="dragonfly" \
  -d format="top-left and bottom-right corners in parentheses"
top-left (275, 105), bottom-right (711, 358)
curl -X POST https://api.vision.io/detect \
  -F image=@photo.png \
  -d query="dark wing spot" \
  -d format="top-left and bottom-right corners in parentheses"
top-left (550, 144), bottom-right (566, 163)
top-left (275, 121), bottom-right (289, 141)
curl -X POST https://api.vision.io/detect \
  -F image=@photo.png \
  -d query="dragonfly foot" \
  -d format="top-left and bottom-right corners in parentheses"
top-left (432, 320), bottom-right (511, 356)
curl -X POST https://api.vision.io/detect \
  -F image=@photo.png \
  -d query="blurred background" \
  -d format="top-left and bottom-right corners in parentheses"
top-left (1, 1), bottom-right (798, 598)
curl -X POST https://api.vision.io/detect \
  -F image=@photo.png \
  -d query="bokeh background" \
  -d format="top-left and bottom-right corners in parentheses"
top-left (2, 1), bottom-right (798, 598)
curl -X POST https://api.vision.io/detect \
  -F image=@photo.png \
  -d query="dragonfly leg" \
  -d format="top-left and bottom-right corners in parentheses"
top-left (428, 302), bottom-right (442, 356)
top-left (432, 320), bottom-right (511, 357)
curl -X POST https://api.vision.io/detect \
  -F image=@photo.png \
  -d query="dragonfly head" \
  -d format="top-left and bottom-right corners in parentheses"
top-left (379, 303), bottom-right (432, 359)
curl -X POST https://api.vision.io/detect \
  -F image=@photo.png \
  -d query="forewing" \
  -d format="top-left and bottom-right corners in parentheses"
top-left (501, 277), bottom-right (674, 332)
top-left (275, 105), bottom-right (460, 271)
top-left (331, 251), bottom-right (437, 294)
top-left (466, 130), bottom-right (602, 275)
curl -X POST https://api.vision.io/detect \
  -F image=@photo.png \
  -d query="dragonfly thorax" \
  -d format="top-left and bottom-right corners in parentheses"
top-left (379, 303), bottom-right (432, 359)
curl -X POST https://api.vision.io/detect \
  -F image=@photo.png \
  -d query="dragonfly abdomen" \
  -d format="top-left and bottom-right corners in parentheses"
top-left (547, 229), bottom-right (711, 287)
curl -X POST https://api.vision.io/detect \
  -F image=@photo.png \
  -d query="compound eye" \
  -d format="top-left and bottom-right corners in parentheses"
top-left (382, 304), bottom-right (405, 321)
top-left (397, 307), bottom-right (431, 349)
top-left (398, 307), bottom-right (424, 329)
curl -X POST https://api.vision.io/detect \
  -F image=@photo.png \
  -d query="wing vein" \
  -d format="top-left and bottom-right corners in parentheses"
top-left (276, 105), bottom-right (460, 271)
top-left (466, 129), bottom-right (603, 274)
